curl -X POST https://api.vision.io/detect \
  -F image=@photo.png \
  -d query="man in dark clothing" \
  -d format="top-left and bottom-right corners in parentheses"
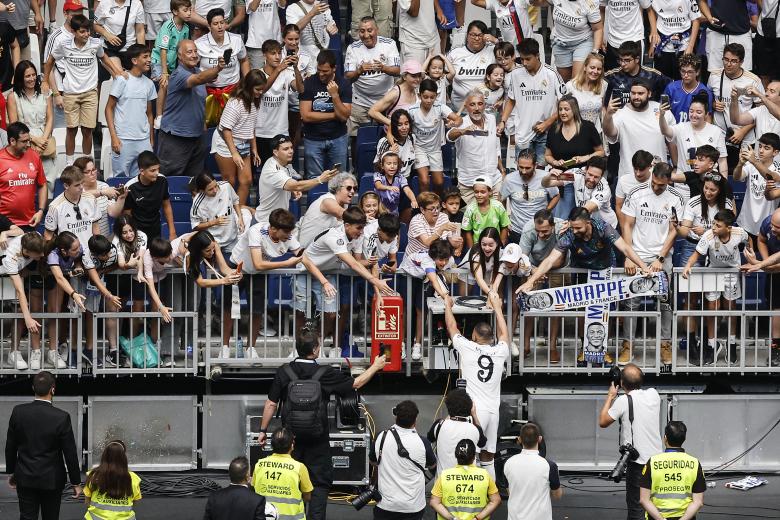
top-left (5, 371), bottom-right (81, 520)
top-left (203, 456), bottom-right (266, 520)
top-left (258, 329), bottom-right (387, 520)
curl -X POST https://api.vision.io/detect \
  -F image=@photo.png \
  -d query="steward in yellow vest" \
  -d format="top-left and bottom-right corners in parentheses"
top-left (430, 439), bottom-right (501, 520)
top-left (83, 440), bottom-right (142, 520)
top-left (252, 427), bottom-right (313, 520)
top-left (639, 421), bottom-right (706, 520)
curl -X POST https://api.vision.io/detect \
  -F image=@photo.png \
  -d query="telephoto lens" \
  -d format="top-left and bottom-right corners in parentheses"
top-left (350, 486), bottom-right (382, 510)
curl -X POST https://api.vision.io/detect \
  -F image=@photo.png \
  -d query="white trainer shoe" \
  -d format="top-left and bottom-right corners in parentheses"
top-left (328, 346), bottom-right (340, 359)
top-left (245, 347), bottom-right (260, 359)
top-left (29, 349), bottom-right (42, 370)
top-left (153, 115), bottom-right (162, 130)
top-left (46, 349), bottom-right (68, 369)
top-left (8, 351), bottom-right (28, 370)
top-left (511, 341), bottom-right (521, 358)
top-left (219, 345), bottom-right (231, 359)
top-left (411, 343), bottom-right (422, 361)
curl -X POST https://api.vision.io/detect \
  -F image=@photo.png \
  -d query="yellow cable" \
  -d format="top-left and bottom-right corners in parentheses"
top-left (432, 372), bottom-right (451, 423)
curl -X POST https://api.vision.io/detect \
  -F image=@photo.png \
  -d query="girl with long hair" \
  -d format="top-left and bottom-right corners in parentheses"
top-left (84, 440), bottom-right (142, 519)
top-left (565, 52), bottom-right (608, 135)
top-left (190, 172), bottom-right (244, 255)
top-left (283, 24), bottom-right (316, 153)
top-left (111, 216), bottom-right (148, 343)
top-left (374, 109), bottom-right (416, 180)
top-left (212, 69), bottom-right (266, 205)
top-left (469, 227), bottom-right (504, 301)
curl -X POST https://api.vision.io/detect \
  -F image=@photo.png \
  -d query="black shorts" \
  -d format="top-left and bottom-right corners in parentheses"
top-left (754, 34), bottom-right (780, 79)
top-left (770, 271), bottom-right (780, 309)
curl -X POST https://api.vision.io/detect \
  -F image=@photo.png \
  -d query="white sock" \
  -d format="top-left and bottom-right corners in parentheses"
top-left (728, 335), bottom-right (736, 344)
top-left (66, 155), bottom-right (74, 166)
top-left (506, 143), bottom-right (516, 170)
top-left (479, 459), bottom-right (496, 480)
top-left (708, 339), bottom-right (717, 348)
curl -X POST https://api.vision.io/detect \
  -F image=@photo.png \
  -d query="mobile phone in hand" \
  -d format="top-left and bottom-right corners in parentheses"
top-left (332, 163), bottom-right (342, 171)
top-left (660, 94), bottom-right (670, 105)
top-left (223, 48), bottom-right (232, 64)
top-left (559, 172), bottom-right (575, 181)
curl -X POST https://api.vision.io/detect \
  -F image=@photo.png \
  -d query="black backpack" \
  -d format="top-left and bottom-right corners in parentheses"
top-left (281, 364), bottom-right (328, 440)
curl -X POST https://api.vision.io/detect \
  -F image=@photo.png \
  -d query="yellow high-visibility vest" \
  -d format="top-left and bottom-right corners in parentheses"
top-left (647, 451), bottom-right (701, 519)
top-left (252, 454), bottom-right (306, 520)
top-left (84, 471), bottom-right (141, 520)
top-left (438, 465), bottom-right (491, 520)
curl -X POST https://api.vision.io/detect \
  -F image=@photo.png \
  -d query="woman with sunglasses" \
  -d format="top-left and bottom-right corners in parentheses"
top-left (368, 60), bottom-right (423, 127)
top-left (296, 172), bottom-right (357, 247)
top-left (676, 171), bottom-right (735, 361)
top-left (74, 156), bottom-right (127, 238)
top-left (659, 95), bottom-right (728, 201)
top-left (84, 440), bottom-right (142, 520)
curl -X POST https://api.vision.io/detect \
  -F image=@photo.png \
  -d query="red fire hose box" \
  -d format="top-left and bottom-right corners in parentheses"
top-left (371, 295), bottom-right (403, 372)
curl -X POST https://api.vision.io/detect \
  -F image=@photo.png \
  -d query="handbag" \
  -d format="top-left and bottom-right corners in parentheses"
top-left (119, 333), bottom-right (160, 368)
top-left (104, 0), bottom-right (132, 53)
top-left (761, 2), bottom-right (779, 39)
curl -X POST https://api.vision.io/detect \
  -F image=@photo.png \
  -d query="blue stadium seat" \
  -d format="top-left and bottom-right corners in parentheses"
top-left (356, 125), bottom-right (383, 148)
top-left (307, 182), bottom-right (329, 205)
top-left (359, 173), bottom-right (376, 196)
top-left (356, 142), bottom-right (377, 177)
top-left (106, 176), bottom-right (130, 188)
top-left (52, 178), bottom-right (64, 199)
top-left (161, 221), bottom-right (192, 238)
top-left (267, 272), bottom-right (294, 311)
top-left (399, 222), bottom-right (408, 253)
top-left (167, 175), bottom-right (192, 194)
top-left (409, 174), bottom-right (452, 195)
top-left (204, 128), bottom-right (220, 175)
top-left (442, 143), bottom-right (454, 173)
top-left (289, 198), bottom-right (301, 220)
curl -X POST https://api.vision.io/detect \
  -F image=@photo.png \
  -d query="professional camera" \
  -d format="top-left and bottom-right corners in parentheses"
top-left (350, 485), bottom-right (382, 510)
top-left (610, 443), bottom-right (640, 483)
top-left (608, 365), bottom-right (621, 387)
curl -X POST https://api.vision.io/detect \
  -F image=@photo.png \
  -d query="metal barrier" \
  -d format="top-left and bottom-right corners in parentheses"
top-left (1, 266), bottom-right (778, 376)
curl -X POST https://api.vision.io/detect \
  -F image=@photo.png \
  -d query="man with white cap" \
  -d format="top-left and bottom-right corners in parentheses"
top-left (344, 16), bottom-right (400, 138)
top-left (461, 175), bottom-right (509, 249)
top-left (447, 91), bottom-right (504, 205)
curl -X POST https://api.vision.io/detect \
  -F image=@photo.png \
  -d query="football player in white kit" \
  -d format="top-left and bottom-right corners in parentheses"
top-left (443, 291), bottom-right (510, 479)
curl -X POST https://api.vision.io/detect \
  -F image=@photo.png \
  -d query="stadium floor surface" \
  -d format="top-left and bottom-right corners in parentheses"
top-left (1, 474), bottom-right (779, 519)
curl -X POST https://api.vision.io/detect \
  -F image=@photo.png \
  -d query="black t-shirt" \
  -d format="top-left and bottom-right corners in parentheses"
top-left (124, 175), bottom-right (170, 233)
top-left (0, 22), bottom-right (16, 90)
top-left (268, 358), bottom-right (354, 436)
top-left (546, 120), bottom-right (602, 165)
top-left (709, 0), bottom-right (750, 35)
top-left (0, 214), bottom-right (13, 234)
top-left (604, 67), bottom-right (671, 105)
top-left (299, 75), bottom-right (352, 141)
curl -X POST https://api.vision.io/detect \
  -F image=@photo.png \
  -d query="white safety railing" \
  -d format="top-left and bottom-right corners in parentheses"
top-left (1, 266), bottom-right (777, 376)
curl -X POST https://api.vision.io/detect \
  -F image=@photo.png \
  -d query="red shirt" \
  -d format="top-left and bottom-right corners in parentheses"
top-left (0, 147), bottom-right (46, 226)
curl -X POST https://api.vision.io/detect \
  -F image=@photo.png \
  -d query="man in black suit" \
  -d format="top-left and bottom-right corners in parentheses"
top-left (204, 456), bottom-right (268, 520)
top-left (5, 371), bottom-right (82, 520)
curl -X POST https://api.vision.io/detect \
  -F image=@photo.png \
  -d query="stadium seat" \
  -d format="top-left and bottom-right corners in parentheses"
top-left (356, 125), bottom-right (383, 149)
top-left (356, 142), bottom-right (378, 176)
top-left (306, 182), bottom-right (329, 205)
top-left (399, 222), bottom-right (408, 253)
top-left (289, 198), bottom-right (301, 220)
top-left (19, 32), bottom-right (40, 71)
top-left (106, 176), bottom-right (130, 188)
top-left (100, 127), bottom-right (113, 179)
top-left (204, 128), bottom-right (220, 176)
top-left (97, 79), bottom-right (113, 127)
top-left (267, 272), bottom-right (294, 311)
top-left (359, 173), bottom-right (375, 196)
top-left (442, 143), bottom-right (454, 173)
top-left (161, 221), bottom-right (192, 238)
top-left (409, 174), bottom-right (452, 195)
top-left (52, 178), bottom-right (64, 199)
top-left (167, 176), bottom-right (193, 194)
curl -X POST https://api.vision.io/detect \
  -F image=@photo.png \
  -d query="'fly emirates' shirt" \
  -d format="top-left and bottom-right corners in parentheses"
top-left (50, 37), bottom-right (105, 94)
top-left (0, 148), bottom-right (46, 226)
top-left (303, 224), bottom-right (363, 272)
top-left (507, 64), bottom-right (566, 148)
top-left (621, 183), bottom-right (685, 258)
top-left (344, 37), bottom-right (400, 108)
top-left (601, 0), bottom-right (651, 48)
top-left (195, 31), bottom-right (246, 87)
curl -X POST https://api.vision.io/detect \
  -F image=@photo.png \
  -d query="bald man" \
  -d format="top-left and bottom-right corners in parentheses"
top-left (599, 363), bottom-right (662, 520)
top-left (157, 39), bottom-right (224, 177)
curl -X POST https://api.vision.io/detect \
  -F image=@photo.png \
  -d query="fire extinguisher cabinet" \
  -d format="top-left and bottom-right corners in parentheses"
top-left (371, 295), bottom-right (404, 372)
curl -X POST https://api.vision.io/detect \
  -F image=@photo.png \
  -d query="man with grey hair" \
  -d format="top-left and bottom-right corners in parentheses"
top-left (255, 134), bottom-right (339, 224)
top-left (296, 172), bottom-right (357, 248)
top-left (447, 89), bottom-right (504, 204)
top-left (203, 456), bottom-right (266, 520)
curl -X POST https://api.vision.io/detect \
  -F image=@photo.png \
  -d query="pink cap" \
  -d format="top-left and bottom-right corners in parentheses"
top-left (401, 60), bottom-right (423, 75)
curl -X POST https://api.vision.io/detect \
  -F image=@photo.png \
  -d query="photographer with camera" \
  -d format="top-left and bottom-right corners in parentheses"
top-left (599, 364), bottom-right (663, 520)
top-left (639, 421), bottom-right (706, 520)
top-left (427, 389), bottom-right (487, 476)
top-left (258, 329), bottom-right (388, 520)
top-left (366, 400), bottom-right (436, 520)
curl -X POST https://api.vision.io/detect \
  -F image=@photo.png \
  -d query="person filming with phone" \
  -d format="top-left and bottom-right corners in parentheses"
top-left (599, 364), bottom-right (663, 520)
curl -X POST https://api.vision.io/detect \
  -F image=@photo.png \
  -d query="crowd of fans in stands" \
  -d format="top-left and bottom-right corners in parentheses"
top-left (0, 0), bottom-right (779, 372)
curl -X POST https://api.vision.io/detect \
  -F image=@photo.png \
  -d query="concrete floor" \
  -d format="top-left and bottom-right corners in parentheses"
top-left (1, 474), bottom-right (778, 519)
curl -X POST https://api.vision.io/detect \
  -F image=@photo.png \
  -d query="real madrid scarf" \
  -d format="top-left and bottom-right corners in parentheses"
top-left (519, 271), bottom-right (669, 363)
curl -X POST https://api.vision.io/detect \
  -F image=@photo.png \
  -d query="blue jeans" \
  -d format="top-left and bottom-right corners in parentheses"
top-left (516, 131), bottom-right (548, 166)
top-left (304, 134), bottom-right (348, 179)
top-left (111, 138), bottom-right (152, 178)
top-left (553, 183), bottom-right (575, 220)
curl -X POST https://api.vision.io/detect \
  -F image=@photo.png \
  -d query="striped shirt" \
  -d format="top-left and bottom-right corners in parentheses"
top-left (218, 97), bottom-right (258, 140)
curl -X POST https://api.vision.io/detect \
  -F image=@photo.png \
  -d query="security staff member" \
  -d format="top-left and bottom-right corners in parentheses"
top-left (252, 428), bottom-right (312, 519)
top-left (639, 421), bottom-right (706, 520)
top-left (258, 329), bottom-right (387, 520)
top-left (430, 439), bottom-right (502, 520)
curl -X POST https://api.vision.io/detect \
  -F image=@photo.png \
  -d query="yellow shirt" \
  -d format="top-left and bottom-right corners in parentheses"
top-left (83, 471), bottom-right (142, 520)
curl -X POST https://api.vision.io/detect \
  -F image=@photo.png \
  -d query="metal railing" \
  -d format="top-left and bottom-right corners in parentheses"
top-left (0, 266), bottom-right (777, 376)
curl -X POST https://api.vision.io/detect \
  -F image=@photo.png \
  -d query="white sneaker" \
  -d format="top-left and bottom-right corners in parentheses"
top-left (288, 348), bottom-right (297, 359)
top-left (29, 349), bottom-right (42, 370)
top-left (219, 345), bottom-right (231, 359)
top-left (258, 326), bottom-right (277, 337)
top-left (411, 343), bottom-right (422, 361)
top-left (401, 342), bottom-right (407, 360)
top-left (511, 341), bottom-right (521, 358)
top-left (46, 349), bottom-right (67, 369)
top-left (245, 347), bottom-right (260, 359)
top-left (153, 115), bottom-right (162, 130)
top-left (328, 346), bottom-right (340, 359)
top-left (8, 351), bottom-right (28, 370)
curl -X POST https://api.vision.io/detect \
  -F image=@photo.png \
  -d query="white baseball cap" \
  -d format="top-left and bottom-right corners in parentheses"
top-left (472, 176), bottom-right (494, 189)
top-left (500, 243), bottom-right (522, 263)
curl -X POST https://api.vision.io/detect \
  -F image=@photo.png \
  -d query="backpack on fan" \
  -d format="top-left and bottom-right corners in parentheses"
top-left (281, 364), bottom-right (328, 439)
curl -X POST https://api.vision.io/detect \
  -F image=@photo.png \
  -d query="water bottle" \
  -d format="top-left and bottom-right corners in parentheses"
top-left (236, 337), bottom-right (244, 358)
top-left (185, 344), bottom-right (193, 361)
